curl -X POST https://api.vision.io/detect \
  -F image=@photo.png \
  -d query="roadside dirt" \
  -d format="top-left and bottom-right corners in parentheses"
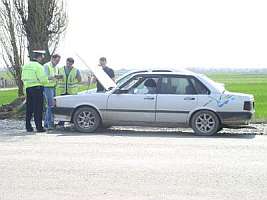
top-left (0, 98), bottom-right (25, 120)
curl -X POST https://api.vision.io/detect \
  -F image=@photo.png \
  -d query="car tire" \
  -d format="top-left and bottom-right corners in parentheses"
top-left (191, 110), bottom-right (220, 136)
top-left (73, 106), bottom-right (101, 133)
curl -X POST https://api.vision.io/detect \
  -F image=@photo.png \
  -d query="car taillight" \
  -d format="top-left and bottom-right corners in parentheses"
top-left (243, 101), bottom-right (252, 111)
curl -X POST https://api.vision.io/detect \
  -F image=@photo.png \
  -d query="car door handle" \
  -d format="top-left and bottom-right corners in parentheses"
top-left (144, 97), bottom-right (155, 100)
top-left (184, 97), bottom-right (195, 100)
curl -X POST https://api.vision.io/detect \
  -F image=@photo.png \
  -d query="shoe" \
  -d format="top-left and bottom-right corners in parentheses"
top-left (26, 128), bottom-right (34, 132)
top-left (36, 128), bottom-right (46, 133)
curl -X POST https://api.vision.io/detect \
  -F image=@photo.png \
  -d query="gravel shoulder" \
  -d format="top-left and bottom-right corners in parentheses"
top-left (0, 119), bottom-right (266, 136)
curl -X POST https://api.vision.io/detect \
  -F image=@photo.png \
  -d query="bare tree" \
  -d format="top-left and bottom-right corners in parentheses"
top-left (15, 0), bottom-right (67, 63)
top-left (0, 0), bottom-right (67, 98)
top-left (0, 0), bottom-right (26, 96)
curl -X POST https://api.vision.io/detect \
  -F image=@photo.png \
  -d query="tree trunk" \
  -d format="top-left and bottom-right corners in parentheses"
top-left (17, 75), bottom-right (24, 97)
top-left (14, 0), bottom-right (67, 63)
top-left (26, 0), bottom-right (51, 63)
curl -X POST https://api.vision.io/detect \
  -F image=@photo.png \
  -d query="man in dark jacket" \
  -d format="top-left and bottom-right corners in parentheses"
top-left (96, 57), bottom-right (115, 92)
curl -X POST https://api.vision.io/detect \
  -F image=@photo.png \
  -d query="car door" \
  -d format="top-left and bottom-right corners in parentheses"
top-left (156, 75), bottom-right (198, 124)
top-left (106, 75), bottom-right (159, 123)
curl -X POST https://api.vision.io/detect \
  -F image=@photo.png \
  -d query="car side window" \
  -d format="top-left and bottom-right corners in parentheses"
top-left (120, 77), bottom-right (159, 94)
top-left (159, 77), bottom-right (196, 95)
top-left (190, 77), bottom-right (210, 95)
top-left (129, 78), bottom-right (159, 94)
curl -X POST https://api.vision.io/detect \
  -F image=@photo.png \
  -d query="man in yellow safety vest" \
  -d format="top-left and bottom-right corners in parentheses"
top-left (57, 57), bottom-right (81, 95)
top-left (56, 57), bottom-right (81, 127)
top-left (43, 54), bottom-right (61, 129)
top-left (21, 50), bottom-right (48, 132)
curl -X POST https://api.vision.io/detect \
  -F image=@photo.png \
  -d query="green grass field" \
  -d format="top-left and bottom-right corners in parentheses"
top-left (0, 74), bottom-right (266, 121)
top-left (0, 88), bottom-right (18, 105)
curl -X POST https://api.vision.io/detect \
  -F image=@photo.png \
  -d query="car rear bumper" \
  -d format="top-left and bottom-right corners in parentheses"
top-left (217, 111), bottom-right (254, 125)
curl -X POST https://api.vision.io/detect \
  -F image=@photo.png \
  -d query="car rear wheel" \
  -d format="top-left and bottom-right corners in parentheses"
top-left (191, 110), bottom-right (220, 136)
top-left (73, 107), bottom-right (101, 133)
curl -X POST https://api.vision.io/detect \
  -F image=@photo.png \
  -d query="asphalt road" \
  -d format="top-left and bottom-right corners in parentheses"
top-left (0, 122), bottom-right (267, 200)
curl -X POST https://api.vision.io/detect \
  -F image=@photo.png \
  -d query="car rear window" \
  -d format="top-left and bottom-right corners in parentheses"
top-left (189, 77), bottom-right (210, 95)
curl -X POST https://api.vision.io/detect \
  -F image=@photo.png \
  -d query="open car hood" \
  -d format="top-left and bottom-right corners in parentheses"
top-left (91, 65), bottom-right (117, 90)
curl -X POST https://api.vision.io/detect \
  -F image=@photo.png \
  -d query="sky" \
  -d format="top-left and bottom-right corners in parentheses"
top-left (58, 0), bottom-right (267, 70)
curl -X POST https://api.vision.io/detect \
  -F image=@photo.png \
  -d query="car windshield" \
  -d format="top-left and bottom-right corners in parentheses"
top-left (115, 70), bottom-right (147, 87)
top-left (116, 73), bottom-right (133, 86)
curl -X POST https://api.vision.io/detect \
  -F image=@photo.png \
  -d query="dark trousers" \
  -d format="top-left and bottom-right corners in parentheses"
top-left (25, 86), bottom-right (44, 130)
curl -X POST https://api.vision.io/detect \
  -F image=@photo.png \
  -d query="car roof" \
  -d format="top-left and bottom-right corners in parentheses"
top-left (115, 68), bottom-right (195, 84)
top-left (131, 70), bottom-right (197, 76)
top-left (129, 68), bottom-right (193, 73)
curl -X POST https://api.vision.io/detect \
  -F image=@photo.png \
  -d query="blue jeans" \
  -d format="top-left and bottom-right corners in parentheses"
top-left (44, 87), bottom-right (55, 128)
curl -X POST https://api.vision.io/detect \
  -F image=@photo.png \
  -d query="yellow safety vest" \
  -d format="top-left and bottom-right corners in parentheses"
top-left (21, 61), bottom-right (48, 89)
top-left (57, 66), bottom-right (79, 95)
top-left (44, 62), bottom-right (58, 87)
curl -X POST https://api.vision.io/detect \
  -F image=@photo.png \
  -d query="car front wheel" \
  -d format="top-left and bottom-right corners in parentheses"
top-left (73, 107), bottom-right (101, 133)
top-left (191, 110), bottom-right (220, 136)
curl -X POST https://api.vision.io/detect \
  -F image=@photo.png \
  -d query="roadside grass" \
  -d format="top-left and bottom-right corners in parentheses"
top-left (0, 88), bottom-right (18, 105)
top-left (0, 74), bottom-right (266, 121)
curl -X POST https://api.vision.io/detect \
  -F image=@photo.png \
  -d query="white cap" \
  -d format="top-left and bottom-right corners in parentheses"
top-left (32, 50), bottom-right (46, 54)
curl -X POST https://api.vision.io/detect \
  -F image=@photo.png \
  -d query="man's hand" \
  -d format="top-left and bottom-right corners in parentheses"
top-left (76, 73), bottom-right (82, 83)
top-left (54, 75), bottom-right (64, 80)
